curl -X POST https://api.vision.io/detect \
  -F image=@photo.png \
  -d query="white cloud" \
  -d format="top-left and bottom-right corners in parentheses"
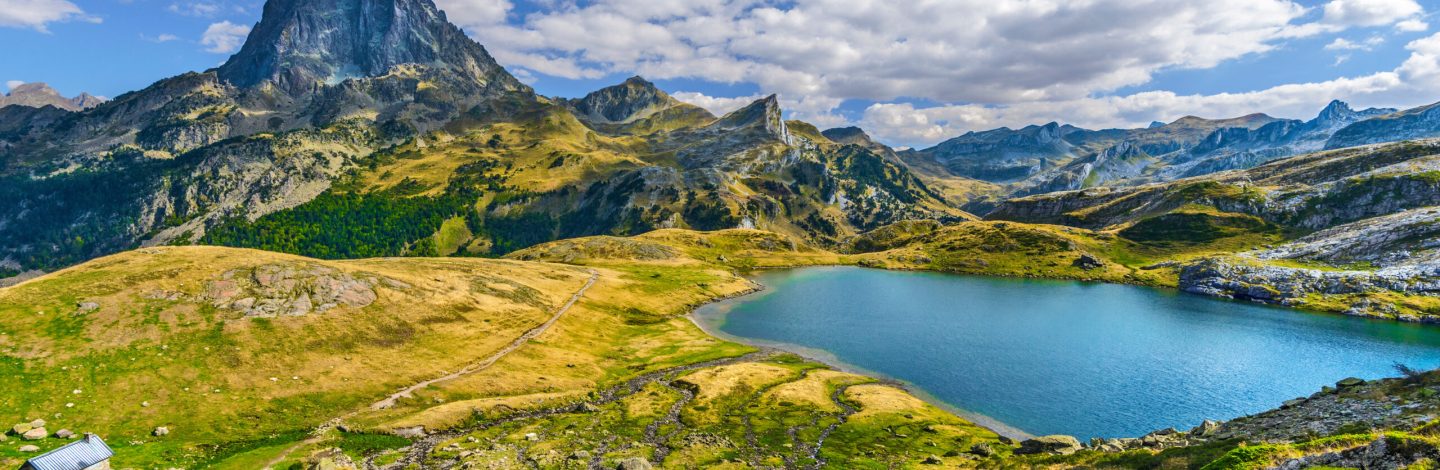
top-left (200, 20), bottom-right (250, 54)
top-left (671, 92), bottom-right (764, 116)
top-left (168, 2), bottom-right (221, 17)
top-left (0, 0), bottom-right (99, 32)
top-left (467, 0), bottom-right (1319, 107)
top-left (433, 0), bottom-right (512, 29)
top-left (1322, 0), bottom-right (1424, 28)
top-left (5, 80), bottom-right (24, 92)
top-left (1325, 35), bottom-right (1384, 51)
top-left (1397, 19), bottom-right (1430, 32)
top-left (859, 32), bottom-right (1440, 147)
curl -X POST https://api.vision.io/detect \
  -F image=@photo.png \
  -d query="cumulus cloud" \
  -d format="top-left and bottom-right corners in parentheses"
top-left (467, 0), bottom-right (1318, 106)
top-left (671, 92), bottom-right (765, 116)
top-left (859, 32), bottom-right (1440, 147)
top-left (200, 20), bottom-right (250, 54)
top-left (433, 0), bottom-right (512, 29)
top-left (1397, 19), bottom-right (1430, 32)
top-left (0, 0), bottom-right (99, 32)
top-left (5, 80), bottom-right (24, 92)
top-left (438, 0), bottom-right (1438, 148)
top-left (1322, 0), bottom-right (1424, 28)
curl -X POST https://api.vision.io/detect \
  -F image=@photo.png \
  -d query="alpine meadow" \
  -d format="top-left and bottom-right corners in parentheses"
top-left (7, 0), bottom-right (1440, 468)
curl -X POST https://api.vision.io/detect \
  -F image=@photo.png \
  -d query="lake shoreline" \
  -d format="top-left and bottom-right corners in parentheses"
top-left (689, 265), bottom-right (1440, 441)
top-left (688, 273), bottom-right (1037, 441)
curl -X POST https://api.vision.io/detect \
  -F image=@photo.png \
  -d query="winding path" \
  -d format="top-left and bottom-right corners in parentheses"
top-left (262, 269), bottom-right (598, 469)
top-left (370, 269), bottom-right (599, 410)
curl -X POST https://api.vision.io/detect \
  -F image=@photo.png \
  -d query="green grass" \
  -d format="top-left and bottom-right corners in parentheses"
top-left (433, 216), bottom-right (474, 256)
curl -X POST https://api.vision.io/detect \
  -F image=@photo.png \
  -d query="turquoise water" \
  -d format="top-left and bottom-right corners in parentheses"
top-left (694, 266), bottom-right (1440, 440)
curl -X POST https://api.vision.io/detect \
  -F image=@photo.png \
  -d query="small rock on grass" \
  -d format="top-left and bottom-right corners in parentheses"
top-left (616, 458), bottom-right (652, 470)
top-left (22, 428), bottom-right (48, 440)
top-left (19, 445), bottom-right (39, 452)
top-left (153, 426), bottom-right (169, 437)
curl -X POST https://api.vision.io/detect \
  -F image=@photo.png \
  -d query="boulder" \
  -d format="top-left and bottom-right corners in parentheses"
top-left (1190, 420), bottom-right (1221, 437)
top-left (76, 301), bottom-right (100, 314)
top-left (22, 427), bottom-right (47, 440)
top-left (1014, 435), bottom-right (1083, 455)
top-left (922, 454), bottom-right (943, 464)
top-left (1338, 377), bottom-right (1366, 388)
top-left (1072, 254), bottom-right (1105, 270)
top-left (153, 426), bottom-right (169, 437)
top-left (19, 445), bottom-right (39, 452)
top-left (616, 457), bottom-right (653, 470)
top-left (969, 442), bottom-right (996, 457)
top-left (12, 423), bottom-right (33, 435)
top-left (29, 419), bottom-right (45, 428)
top-left (54, 429), bottom-right (74, 439)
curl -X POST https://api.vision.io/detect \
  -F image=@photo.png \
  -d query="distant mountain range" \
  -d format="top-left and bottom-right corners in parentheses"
top-left (900, 99), bottom-right (1440, 200)
top-left (0, 82), bottom-right (105, 111)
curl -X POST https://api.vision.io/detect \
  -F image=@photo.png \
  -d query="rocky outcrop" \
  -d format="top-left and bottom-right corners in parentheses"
top-left (1272, 435), bottom-right (1440, 470)
top-left (1258, 207), bottom-right (1440, 267)
top-left (202, 263), bottom-right (397, 317)
top-left (1178, 257), bottom-right (1440, 320)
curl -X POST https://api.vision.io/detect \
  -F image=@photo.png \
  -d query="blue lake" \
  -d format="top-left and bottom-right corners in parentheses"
top-left (693, 266), bottom-right (1440, 440)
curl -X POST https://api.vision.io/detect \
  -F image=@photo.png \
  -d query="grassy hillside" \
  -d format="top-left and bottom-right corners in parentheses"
top-left (0, 233), bottom-right (1007, 469)
top-left (0, 246), bottom-right (593, 467)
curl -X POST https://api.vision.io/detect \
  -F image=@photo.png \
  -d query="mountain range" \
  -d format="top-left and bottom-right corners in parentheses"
top-left (899, 99), bottom-right (1440, 203)
top-left (0, 0), bottom-right (957, 278)
top-left (3, 0), bottom-right (1440, 281)
top-left (0, 82), bottom-right (105, 111)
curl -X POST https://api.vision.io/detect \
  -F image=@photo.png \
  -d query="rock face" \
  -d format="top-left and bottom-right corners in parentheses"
top-left (203, 263), bottom-right (389, 317)
top-left (0, 82), bottom-right (105, 111)
top-left (216, 0), bottom-right (523, 96)
top-left (1273, 436), bottom-right (1440, 470)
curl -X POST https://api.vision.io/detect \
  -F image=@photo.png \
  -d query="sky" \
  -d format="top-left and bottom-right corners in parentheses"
top-left (1, 0), bottom-right (1438, 149)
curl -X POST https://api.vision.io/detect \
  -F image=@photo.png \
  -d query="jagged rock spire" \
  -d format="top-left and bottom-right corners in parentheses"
top-left (216, 0), bottom-right (523, 94)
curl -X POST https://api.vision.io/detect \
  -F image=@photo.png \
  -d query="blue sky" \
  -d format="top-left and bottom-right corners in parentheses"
top-left (2, 0), bottom-right (1438, 148)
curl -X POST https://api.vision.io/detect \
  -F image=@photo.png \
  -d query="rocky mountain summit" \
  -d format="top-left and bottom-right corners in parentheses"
top-left (0, 82), bottom-right (104, 111)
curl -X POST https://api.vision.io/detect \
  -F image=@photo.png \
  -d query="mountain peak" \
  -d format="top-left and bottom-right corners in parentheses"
top-left (0, 82), bottom-right (106, 111)
top-left (215, 0), bottom-right (522, 94)
top-left (568, 76), bottom-right (677, 124)
top-left (714, 95), bottom-right (782, 129)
